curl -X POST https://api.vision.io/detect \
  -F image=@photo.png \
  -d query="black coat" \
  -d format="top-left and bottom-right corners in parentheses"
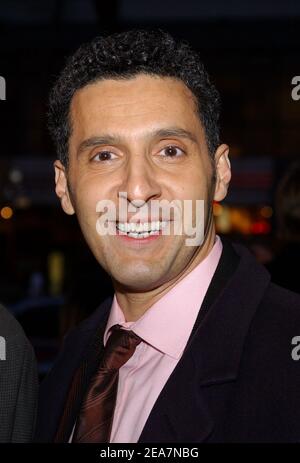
top-left (0, 304), bottom-right (38, 442)
top-left (35, 238), bottom-right (300, 442)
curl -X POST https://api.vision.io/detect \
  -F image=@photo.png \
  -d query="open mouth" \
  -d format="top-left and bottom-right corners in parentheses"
top-left (116, 221), bottom-right (169, 239)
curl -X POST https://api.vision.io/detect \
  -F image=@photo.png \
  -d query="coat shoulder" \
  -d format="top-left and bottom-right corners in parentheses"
top-left (0, 303), bottom-right (28, 339)
top-left (262, 282), bottom-right (300, 323)
top-left (243, 281), bottom-right (300, 374)
top-left (0, 303), bottom-right (35, 357)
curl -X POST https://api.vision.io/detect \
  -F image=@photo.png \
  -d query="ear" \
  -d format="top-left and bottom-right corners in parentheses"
top-left (54, 160), bottom-right (75, 215)
top-left (213, 144), bottom-right (231, 202)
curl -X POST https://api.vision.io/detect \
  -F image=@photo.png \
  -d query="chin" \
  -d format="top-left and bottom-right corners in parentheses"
top-left (114, 267), bottom-right (163, 292)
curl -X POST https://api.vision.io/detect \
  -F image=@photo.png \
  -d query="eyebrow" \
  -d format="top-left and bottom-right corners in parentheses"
top-left (77, 127), bottom-right (198, 157)
top-left (77, 135), bottom-right (121, 155)
top-left (153, 128), bottom-right (198, 144)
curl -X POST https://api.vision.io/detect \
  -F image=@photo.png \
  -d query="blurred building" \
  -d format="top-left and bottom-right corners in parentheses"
top-left (0, 0), bottom-right (299, 376)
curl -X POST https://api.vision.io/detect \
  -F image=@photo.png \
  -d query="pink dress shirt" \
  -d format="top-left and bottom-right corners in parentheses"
top-left (104, 235), bottom-right (223, 443)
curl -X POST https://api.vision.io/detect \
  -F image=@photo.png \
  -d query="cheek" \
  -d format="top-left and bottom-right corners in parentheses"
top-left (177, 160), bottom-right (209, 194)
top-left (178, 174), bottom-right (208, 201)
top-left (73, 178), bottom-right (104, 226)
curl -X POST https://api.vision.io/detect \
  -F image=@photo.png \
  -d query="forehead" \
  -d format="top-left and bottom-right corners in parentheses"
top-left (69, 74), bottom-right (202, 138)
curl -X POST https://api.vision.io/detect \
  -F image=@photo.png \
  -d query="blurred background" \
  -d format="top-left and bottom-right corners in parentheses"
top-left (0, 0), bottom-right (300, 378)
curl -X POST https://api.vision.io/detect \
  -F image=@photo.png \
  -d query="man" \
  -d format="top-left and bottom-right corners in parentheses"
top-left (36, 30), bottom-right (300, 443)
top-left (0, 303), bottom-right (38, 442)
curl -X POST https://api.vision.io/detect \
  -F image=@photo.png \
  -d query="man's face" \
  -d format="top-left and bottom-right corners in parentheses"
top-left (55, 75), bottom-right (230, 291)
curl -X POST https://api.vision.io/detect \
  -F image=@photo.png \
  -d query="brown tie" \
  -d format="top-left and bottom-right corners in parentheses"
top-left (72, 324), bottom-right (142, 443)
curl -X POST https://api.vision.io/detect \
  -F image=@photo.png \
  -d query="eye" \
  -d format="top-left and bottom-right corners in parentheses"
top-left (92, 150), bottom-right (117, 162)
top-left (159, 145), bottom-right (185, 158)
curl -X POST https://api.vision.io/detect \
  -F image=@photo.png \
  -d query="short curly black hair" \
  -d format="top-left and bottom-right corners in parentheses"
top-left (48, 29), bottom-right (221, 166)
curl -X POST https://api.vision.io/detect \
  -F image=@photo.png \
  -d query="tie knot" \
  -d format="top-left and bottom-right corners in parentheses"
top-left (102, 324), bottom-right (142, 371)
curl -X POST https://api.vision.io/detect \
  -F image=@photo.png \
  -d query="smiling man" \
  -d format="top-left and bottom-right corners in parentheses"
top-left (36, 30), bottom-right (300, 443)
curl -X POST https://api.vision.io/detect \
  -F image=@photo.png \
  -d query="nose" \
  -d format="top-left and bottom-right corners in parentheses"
top-left (119, 153), bottom-right (162, 205)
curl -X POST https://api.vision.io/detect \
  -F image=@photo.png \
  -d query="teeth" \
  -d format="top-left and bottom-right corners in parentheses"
top-left (116, 221), bottom-right (167, 236)
top-left (118, 222), bottom-right (126, 232)
top-left (128, 232), bottom-right (139, 238)
top-left (137, 223), bottom-right (144, 233)
top-left (143, 222), bottom-right (150, 232)
top-left (127, 231), bottom-right (155, 239)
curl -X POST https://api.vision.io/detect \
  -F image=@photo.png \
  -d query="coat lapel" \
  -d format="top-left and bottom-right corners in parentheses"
top-left (36, 296), bottom-right (113, 442)
top-left (138, 240), bottom-right (271, 442)
top-left (138, 346), bottom-right (214, 442)
top-left (54, 320), bottom-right (108, 442)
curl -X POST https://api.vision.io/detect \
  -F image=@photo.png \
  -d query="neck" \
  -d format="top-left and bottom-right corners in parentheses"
top-left (113, 226), bottom-right (217, 322)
